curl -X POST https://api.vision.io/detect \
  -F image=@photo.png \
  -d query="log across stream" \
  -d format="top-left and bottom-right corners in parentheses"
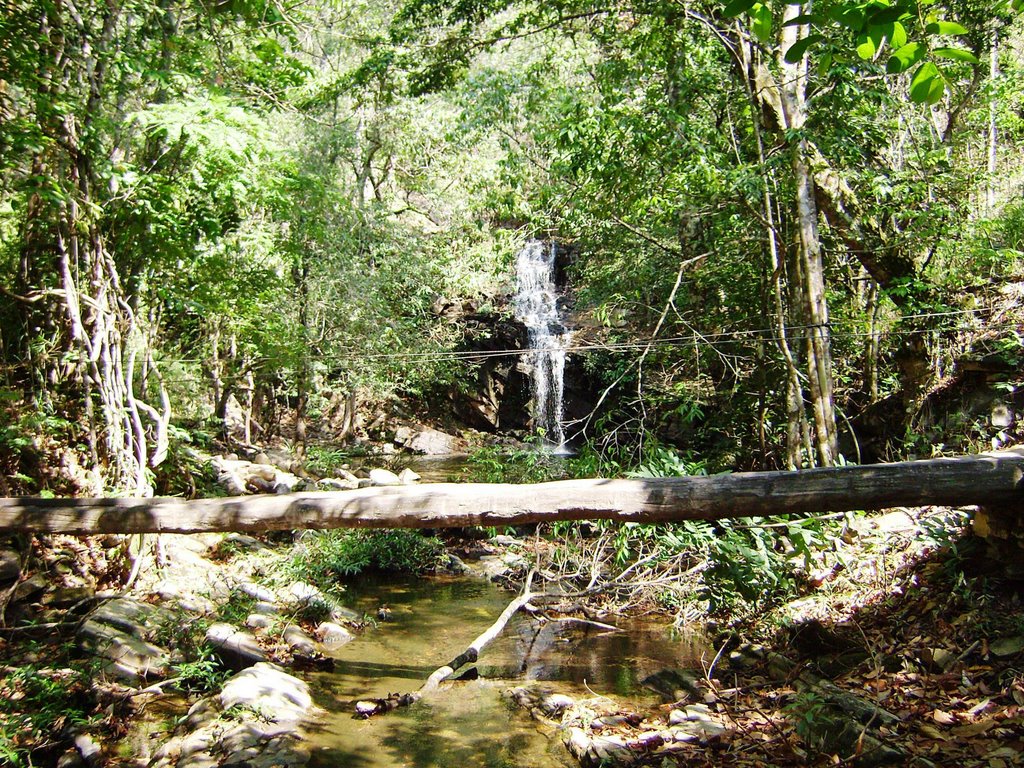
top-left (2, 449), bottom-right (1021, 535)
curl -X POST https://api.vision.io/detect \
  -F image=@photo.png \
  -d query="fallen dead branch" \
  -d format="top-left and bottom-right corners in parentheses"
top-left (354, 569), bottom-right (537, 718)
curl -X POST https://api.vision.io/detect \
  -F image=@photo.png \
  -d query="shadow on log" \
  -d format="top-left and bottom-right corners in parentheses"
top-left (0, 449), bottom-right (1021, 535)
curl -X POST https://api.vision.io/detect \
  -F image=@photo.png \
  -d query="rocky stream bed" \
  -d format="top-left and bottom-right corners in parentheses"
top-left (3, 451), bottom-right (1024, 767)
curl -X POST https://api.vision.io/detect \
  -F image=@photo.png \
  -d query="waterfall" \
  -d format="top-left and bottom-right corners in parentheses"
top-left (513, 240), bottom-right (571, 451)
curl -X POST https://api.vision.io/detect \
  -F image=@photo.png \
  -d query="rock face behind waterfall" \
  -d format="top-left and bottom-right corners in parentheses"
top-left (438, 241), bottom-right (594, 438)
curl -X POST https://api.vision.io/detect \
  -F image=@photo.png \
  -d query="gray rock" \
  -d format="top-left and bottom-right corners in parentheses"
top-left (245, 614), bottom-right (272, 630)
top-left (14, 573), bottom-right (47, 602)
top-left (0, 550), bottom-right (21, 582)
top-left (223, 534), bottom-right (268, 553)
top-left (73, 734), bottom-right (101, 767)
top-left (992, 404), bottom-right (1014, 429)
top-left (286, 581), bottom-right (327, 607)
top-left (282, 625), bottom-right (318, 656)
top-left (368, 468), bottom-right (402, 486)
top-left (406, 427), bottom-right (460, 455)
top-left (239, 582), bottom-right (275, 602)
top-left (205, 623), bottom-right (268, 669)
top-left (356, 478), bottom-right (373, 489)
top-left (43, 586), bottom-right (95, 608)
top-left (394, 426), bottom-right (414, 446)
top-left (274, 476), bottom-right (299, 494)
top-left (319, 478), bottom-right (357, 491)
top-left (398, 468), bottom-right (420, 484)
top-left (254, 601), bottom-right (278, 616)
top-left (330, 606), bottom-right (362, 623)
top-left (88, 597), bottom-right (174, 637)
top-left (78, 620), bottom-right (169, 682)
top-left (219, 663), bottom-right (312, 722)
top-left (990, 635), bottom-right (1024, 657)
top-left (540, 693), bottom-right (575, 717)
top-left (316, 622), bottom-right (353, 650)
top-left (253, 452), bottom-right (272, 466)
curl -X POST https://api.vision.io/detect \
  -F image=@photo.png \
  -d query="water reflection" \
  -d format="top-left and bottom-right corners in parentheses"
top-left (303, 575), bottom-right (708, 768)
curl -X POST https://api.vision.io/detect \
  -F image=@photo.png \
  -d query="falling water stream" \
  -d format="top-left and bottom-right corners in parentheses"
top-left (514, 241), bottom-right (571, 451)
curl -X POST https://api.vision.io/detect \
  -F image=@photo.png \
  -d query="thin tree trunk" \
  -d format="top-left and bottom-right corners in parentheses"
top-left (988, 34), bottom-right (999, 211)
top-left (778, 6), bottom-right (838, 466)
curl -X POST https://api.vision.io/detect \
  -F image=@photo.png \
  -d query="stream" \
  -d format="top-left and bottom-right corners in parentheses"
top-left (301, 574), bottom-right (709, 768)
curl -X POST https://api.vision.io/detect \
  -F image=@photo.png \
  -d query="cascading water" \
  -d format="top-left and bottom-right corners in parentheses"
top-left (514, 240), bottom-right (571, 451)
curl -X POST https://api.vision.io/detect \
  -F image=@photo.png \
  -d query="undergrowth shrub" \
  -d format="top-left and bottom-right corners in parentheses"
top-left (290, 529), bottom-right (445, 583)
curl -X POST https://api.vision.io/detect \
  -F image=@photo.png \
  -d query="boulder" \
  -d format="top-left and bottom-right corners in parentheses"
top-left (406, 427), bottom-right (462, 455)
top-left (315, 622), bottom-right (353, 650)
top-left (13, 572), bottom-right (47, 602)
top-left (368, 468), bottom-right (402, 486)
top-left (0, 550), bottom-right (21, 582)
top-left (205, 623), bottom-right (268, 669)
top-left (219, 663), bottom-right (312, 723)
top-left (398, 468), bottom-right (420, 484)
top-left (78, 598), bottom-right (176, 682)
top-left (282, 625), bottom-right (318, 656)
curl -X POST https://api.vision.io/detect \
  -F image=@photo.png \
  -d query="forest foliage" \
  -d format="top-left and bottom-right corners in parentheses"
top-left (0, 0), bottom-right (1022, 494)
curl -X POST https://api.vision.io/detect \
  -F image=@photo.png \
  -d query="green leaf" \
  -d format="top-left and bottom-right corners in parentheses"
top-left (723, 0), bottom-right (757, 18)
top-left (783, 13), bottom-right (817, 26)
top-left (817, 51), bottom-right (833, 76)
top-left (886, 41), bottom-right (925, 73)
top-left (828, 6), bottom-right (866, 30)
top-left (926, 73), bottom-right (946, 104)
top-left (925, 20), bottom-right (969, 35)
top-left (1013, 0), bottom-right (1024, 12)
top-left (856, 33), bottom-right (877, 59)
top-left (909, 61), bottom-right (940, 102)
top-left (784, 34), bottom-right (824, 63)
top-left (868, 6), bottom-right (909, 25)
top-left (886, 21), bottom-right (908, 49)
top-left (932, 46), bottom-right (979, 64)
top-left (751, 3), bottom-right (774, 43)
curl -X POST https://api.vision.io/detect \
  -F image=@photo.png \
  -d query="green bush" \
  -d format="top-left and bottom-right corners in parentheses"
top-left (290, 529), bottom-right (445, 582)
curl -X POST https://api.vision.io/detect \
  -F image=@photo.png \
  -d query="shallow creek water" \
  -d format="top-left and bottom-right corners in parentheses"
top-left (301, 574), bottom-right (709, 768)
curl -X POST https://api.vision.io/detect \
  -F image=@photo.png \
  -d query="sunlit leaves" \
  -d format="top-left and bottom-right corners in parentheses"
top-left (931, 46), bottom-right (979, 63)
top-left (751, 3), bottom-right (774, 43)
top-left (757, 0), bottom-right (1004, 105)
top-left (909, 61), bottom-right (945, 103)
top-left (886, 41), bottom-right (926, 73)
top-left (924, 20), bottom-right (968, 35)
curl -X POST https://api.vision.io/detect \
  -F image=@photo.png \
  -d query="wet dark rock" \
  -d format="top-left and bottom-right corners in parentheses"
top-left (14, 572), bottom-right (48, 602)
top-left (0, 550), bottom-right (21, 582)
top-left (642, 668), bottom-right (701, 702)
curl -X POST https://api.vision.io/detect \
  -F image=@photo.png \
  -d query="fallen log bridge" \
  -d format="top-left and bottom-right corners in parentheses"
top-left (1, 449), bottom-right (1021, 535)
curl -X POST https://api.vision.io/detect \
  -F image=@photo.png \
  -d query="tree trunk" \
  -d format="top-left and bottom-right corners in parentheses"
top-left (778, 7), bottom-right (838, 466)
top-left (1, 450), bottom-right (1020, 535)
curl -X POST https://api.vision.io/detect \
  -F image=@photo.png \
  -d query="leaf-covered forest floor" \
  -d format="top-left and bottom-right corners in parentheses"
top-left (589, 505), bottom-right (1024, 767)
